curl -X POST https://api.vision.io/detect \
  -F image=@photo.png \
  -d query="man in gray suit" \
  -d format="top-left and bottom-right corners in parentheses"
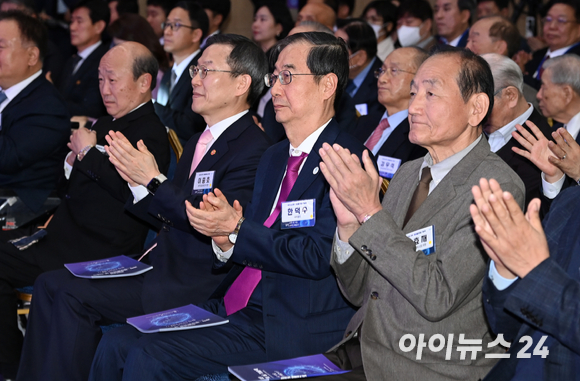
top-left (318, 49), bottom-right (525, 380)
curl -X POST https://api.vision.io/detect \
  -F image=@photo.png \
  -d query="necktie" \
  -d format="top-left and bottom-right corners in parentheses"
top-left (189, 129), bottom-right (214, 177)
top-left (71, 54), bottom-right (82, 74)
top-left (365, 118), bottom-right (390, 151)
top-left (169, 69), bottom-right (177, 93)
top-left (223, 151), bottom-right (309, 316)
top-left (537, 54), bottom-right (550, 80)
top-left (403, 166), bottom-right (432, 227)
top-left (346, 80), bottom-right (356, 97)
top-left (0, 90), bottom-right (7, 105)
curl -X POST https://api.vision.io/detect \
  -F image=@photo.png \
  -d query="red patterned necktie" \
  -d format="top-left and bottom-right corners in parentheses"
top-left (223, 151), bottom-right (309, 315)
top-left (365, 118), bottom-right (390, 151)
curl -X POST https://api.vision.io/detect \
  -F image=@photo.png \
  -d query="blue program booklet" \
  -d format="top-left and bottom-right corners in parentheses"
top-left (127, 304), bottom-right (229, 333)
top-left (228, 354), bottom-right (349, 380)
top-left (64, 255), bottom-right (152, 279)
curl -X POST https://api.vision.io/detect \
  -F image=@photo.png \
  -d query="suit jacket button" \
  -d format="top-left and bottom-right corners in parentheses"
top-left (157, 213), bottom-right (162, 218)
top-left (259, 265), bottom-right (263, 269)
top-left (65, 194), bottom-right (71, 199)
top-left (370, 254), bottom-right (376, 260)
top-left (361, 245), bottom-right (367, 251)
top-left (370, 291), bottom-right (379, 300)
top-left (242, 260), bottom-right (247, 265)
top-left (162, 226), bottom-right (169, 232)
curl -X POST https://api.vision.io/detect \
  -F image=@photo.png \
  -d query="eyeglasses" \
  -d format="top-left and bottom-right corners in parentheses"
top-left (542, 16), bottom-right (578, 26)
top-left (162, 21), bottom-right (195, 32)
top-left (189, 65), bottom-right (236, 79)
top-left (374, 67), bottom-right (415, 78)
top-left (264, 70), bottom-right (317, 87)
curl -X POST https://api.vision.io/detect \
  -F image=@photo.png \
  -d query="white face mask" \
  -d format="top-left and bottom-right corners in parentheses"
top-left (397, 24), bottom-right (422, 47)
top-left (368, 22), bottom-right (384, 39)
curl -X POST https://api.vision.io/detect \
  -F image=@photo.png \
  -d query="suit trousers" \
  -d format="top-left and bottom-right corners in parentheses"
top-left (0, 226), bottom-right (45, 370)
top-left (322, 337), bottom-right (366, 380)
top-left (16, 269), bottom-right (145, 381)
top-left (89, 299), bottom-right (267, 381)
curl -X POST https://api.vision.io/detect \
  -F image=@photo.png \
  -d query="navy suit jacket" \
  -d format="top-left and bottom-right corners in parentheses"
top-left (496, 108), bottom-right (551, 207)
top-left (0, 75), bottom-right (70, 211)
top-left (524, 44), bottom-right (580, 90)
top-left (350, 57), bottom-right (384, 117)
top-left (483, 185), bottom-right (580, 381)
top-left (209, 120), bottom-right (361, 361)
top-left (154, 52), bottom-right (206, 143)
top-left (352, 110), bottom-right (427, 163)
top-left (127, 112), bottom-right (271, 313)
top-left (58, 42), bottom-right (109, 118)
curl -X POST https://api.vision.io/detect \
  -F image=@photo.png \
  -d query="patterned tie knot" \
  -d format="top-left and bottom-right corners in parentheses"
top-left (287, 151), bottom-right (308, 173)
top-left (365, 118), bottom-right (391, 151)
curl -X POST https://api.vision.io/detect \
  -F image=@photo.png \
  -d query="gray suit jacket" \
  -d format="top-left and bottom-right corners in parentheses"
top-left (330, 137), bottom-right (525, 381)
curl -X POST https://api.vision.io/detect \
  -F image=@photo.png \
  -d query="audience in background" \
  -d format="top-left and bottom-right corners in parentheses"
top-left (198, 0), bottom-right (231, 47)
top-left (396, 0), bottom-right (436, 50)
top-left (435, 0), bottom-right (475, 48)
top-left (252, 1), bottom-right (294, 53)
top-left (146, 0), bottom-right (175, 41)
top-left (361, 0), bottom-right (397, 60)
top-left (476, 0), bottom-right (509, 19)
top-left (296, 2), bottom-right (336, 30)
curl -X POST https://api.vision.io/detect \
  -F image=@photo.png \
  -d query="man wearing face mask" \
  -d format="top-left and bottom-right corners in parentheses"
top-left (362, 0), bottom-right (397, 61)
top-left (336, 20), bottom-right (384, 117)
top-left (396, 0), bottom-right (436, 52)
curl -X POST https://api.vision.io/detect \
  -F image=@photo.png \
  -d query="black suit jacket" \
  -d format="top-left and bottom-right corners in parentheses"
top-left (496, 108), bottom-right (552, 207)
top-left (58, 42), bottom-right (108, 118)
top-left (350, 57), bottom-right (383, 117)
top-left (524, 44), bottom-right (580, 90)
top-left (127, 112), bottom-right (271, 313)
top-left (34, 101), bottom-right (170, 271)
top-left (0, 75), bottom-right (70, 211)
top-left (154, 52), bottom-right (206, 143)
top-left (352, 110), bottom-right (427, 163)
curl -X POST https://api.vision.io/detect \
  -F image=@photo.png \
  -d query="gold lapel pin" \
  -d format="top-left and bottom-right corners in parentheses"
top-left (210, 149), bottom-right (216, 155)
top-left (76, 80), bottom-right (81, 85)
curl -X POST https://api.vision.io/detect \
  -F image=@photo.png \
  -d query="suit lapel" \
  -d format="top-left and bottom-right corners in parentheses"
top-left (258, 143), bottom-right (289, 223)
top-left (354, 110), bottom-right (383, 142)
top-left (169, 53), bottom-right (199, 107)
top-left (2, 76), bottom-right (43, 115)
top-left (377, 118), bottom-right (410, 158)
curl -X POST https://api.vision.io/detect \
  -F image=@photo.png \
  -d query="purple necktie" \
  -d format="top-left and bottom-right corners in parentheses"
top-left (223, 151), bottom-right (308, 316)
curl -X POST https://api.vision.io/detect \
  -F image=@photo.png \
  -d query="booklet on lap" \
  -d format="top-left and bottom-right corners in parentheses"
top-left (127, 304), bottom-right (229, 333)
top-left (64, 255), bottom-right (153, 279)
top-left (228, 354), bottom-right (349, 381)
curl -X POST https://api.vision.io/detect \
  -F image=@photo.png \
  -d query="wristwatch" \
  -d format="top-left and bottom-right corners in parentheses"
top-left (228, 217), bottom-right (245, 244)
top-left (76, 145), bottom-right (93, 161)
top-left (146, 175), bottom-right (166, 195)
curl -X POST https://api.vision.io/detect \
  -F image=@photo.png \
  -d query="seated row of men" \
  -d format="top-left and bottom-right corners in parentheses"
top-left (0, 8), bottom-right (580, 381)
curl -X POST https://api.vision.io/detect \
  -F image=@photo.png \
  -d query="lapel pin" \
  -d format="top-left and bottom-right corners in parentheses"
top-left (76, 80), bottom-right (81, 85)
top-left (211, 149), bottom-right (216, 155)
top-left (313, 167), bottom-right (319, 174)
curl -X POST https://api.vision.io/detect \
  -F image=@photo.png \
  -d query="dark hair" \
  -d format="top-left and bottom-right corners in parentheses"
top-left (111, 0), bottom-right (139, 15)
top-left (146, 0), bottom-right (175, 17)
top-left (254, 1), bottom-right (294, 40)
top-left (407, 46), bottom-right (430, 70)
top-left (108, 13), bottom-right (169, 71)
top-left (487, 17), bottom-right (520, 58)
top-left (544, 0), bottom-right (580, 21)
top-left (0, 10), bottom-right (47, 61)
top-left (73, 0), bottom-right (110, 27)
top-left (272, 32), bottom-right (349, 110)
top-left (205, 34), bottom-right (268, 107)
top-left (131, 47), bottom-right (159, 91)
top-left (197, 0), bottom-right (230, 26)
top-left (1, 0), bottom-right (36, 15)
top-left (172, 1), bottom-right (208, 39)
top-left (476, 0), bottom-right (509, 10)
top-left (341, 20), bottom-right (377, 58)
top-left (458, 0), bottom-right (476, 23)
top-left (361, 1), bottom-right (397, 36)
top-left (397, 0), bottom-right (433, 21)
top-left (431, 47), bottom-right (494, 127)
top-left (337, 0), bottom-right (355, 16)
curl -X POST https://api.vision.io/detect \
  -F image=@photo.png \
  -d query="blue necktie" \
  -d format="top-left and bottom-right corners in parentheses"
top-left (0, 91), bottom-right (7, 105)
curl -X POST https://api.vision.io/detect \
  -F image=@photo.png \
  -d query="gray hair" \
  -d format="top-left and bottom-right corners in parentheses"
top-left (295, 20), bottom-right (334, 35)
top-left (543, 54), bottom-right (580, 96)
top-left (481, 53), bottom-right (523, 96)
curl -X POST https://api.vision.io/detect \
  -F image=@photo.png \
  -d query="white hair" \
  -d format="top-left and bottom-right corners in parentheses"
top-left (543, 54), bottom-right (580, 96)
top-left (481, 53), bottom-right (524, 96)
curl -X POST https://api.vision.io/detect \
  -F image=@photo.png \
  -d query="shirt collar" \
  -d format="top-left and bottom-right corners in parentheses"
top-left (172, 49), bottom-right (200, 82)
top-left (203, 109), bottom-right (249, 143)
top-left (445, 29), bottom-right (468, 47)
top-left (352, 57), bottom-right (377, 90)
top-left (78, 40), bottom-right (102, 59)
top-left (488, 103), bottom-right (533, 152)
top-left (289, 119), bottom-right (331, 156)
top-left (0, 70), bottom-right (42, 111)
top-left (382, 109), bottom-right (408, 130)
top-left (565, 110), bottom-right (580, 140)
top-left (547, 42), bottom-right (580, 58)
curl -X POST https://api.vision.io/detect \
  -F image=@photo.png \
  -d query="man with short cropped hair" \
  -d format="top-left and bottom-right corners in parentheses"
top-left (435, 0), bottom-right (475, 48)
top-left (198, 0), bottom-right (230, 47)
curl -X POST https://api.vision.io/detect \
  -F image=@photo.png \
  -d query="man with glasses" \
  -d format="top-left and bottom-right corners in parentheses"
top-left (154, 1), bottom-right (208, 143)
top-left (352, 47), bottom-right (427, 169)
top-left (519, 0), bottom-right (580, 90)
top-left (17, 35), bottom-right (270, 381)
top-left (88, 31), bottom-right (366, 380)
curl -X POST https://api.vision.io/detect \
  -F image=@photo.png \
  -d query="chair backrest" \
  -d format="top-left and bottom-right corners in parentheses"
top-left (167, 129), bottom-right (183, 162)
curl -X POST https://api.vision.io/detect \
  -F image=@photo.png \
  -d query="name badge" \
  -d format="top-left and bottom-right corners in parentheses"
top-left (355, 103), bottom-right (368, 116)
top-left (406, 225), bottom-right (435, 255)
top-left (192, 171), bottom-right (215, 195)
top-left (281, 199), bottom-right (316, 229)
top-left (377, 155), bottom-right (401, 179)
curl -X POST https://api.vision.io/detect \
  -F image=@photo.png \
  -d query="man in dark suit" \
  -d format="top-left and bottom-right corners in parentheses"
top-left (352, 47), bottom-right (427, 170)
top-left (88, 32), bottom-right (364, 380)
top-left (510, 54), bottom-right (580, 214)
top-left (482, 53), bottom-right (551, 206)
top-left (198, 0), bottom-right (230, 47)
top-left (0, 12), bottom-right (70, 380)
top-left (154, 1), bottom-right (208, 143)
top-left (58, 0), bottom-right (110, 120)
top-left (336, 20), bottom-right (384, 117)
top-left (319, 49), bottom-right (524, 380)
top-left (521, 0), bottom-right (580, 90)
top-left (1, 42), bottom-right (169, 381)
top-left (471, 178), bottom-right (580, 380)
top-left (17, 35), bottom-right (270, 381)
top-left (434, 0), bottom-right (474, 48)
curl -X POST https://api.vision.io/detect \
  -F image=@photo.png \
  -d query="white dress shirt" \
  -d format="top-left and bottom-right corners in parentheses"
top-left (75, 41), bottom-right (102, 74)
top-left (366, 109), bottom-right (408, 156)
top-left (0, 70), bottom-right (42, 115)
top-left (487, 103), bottom-right (533, 153)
